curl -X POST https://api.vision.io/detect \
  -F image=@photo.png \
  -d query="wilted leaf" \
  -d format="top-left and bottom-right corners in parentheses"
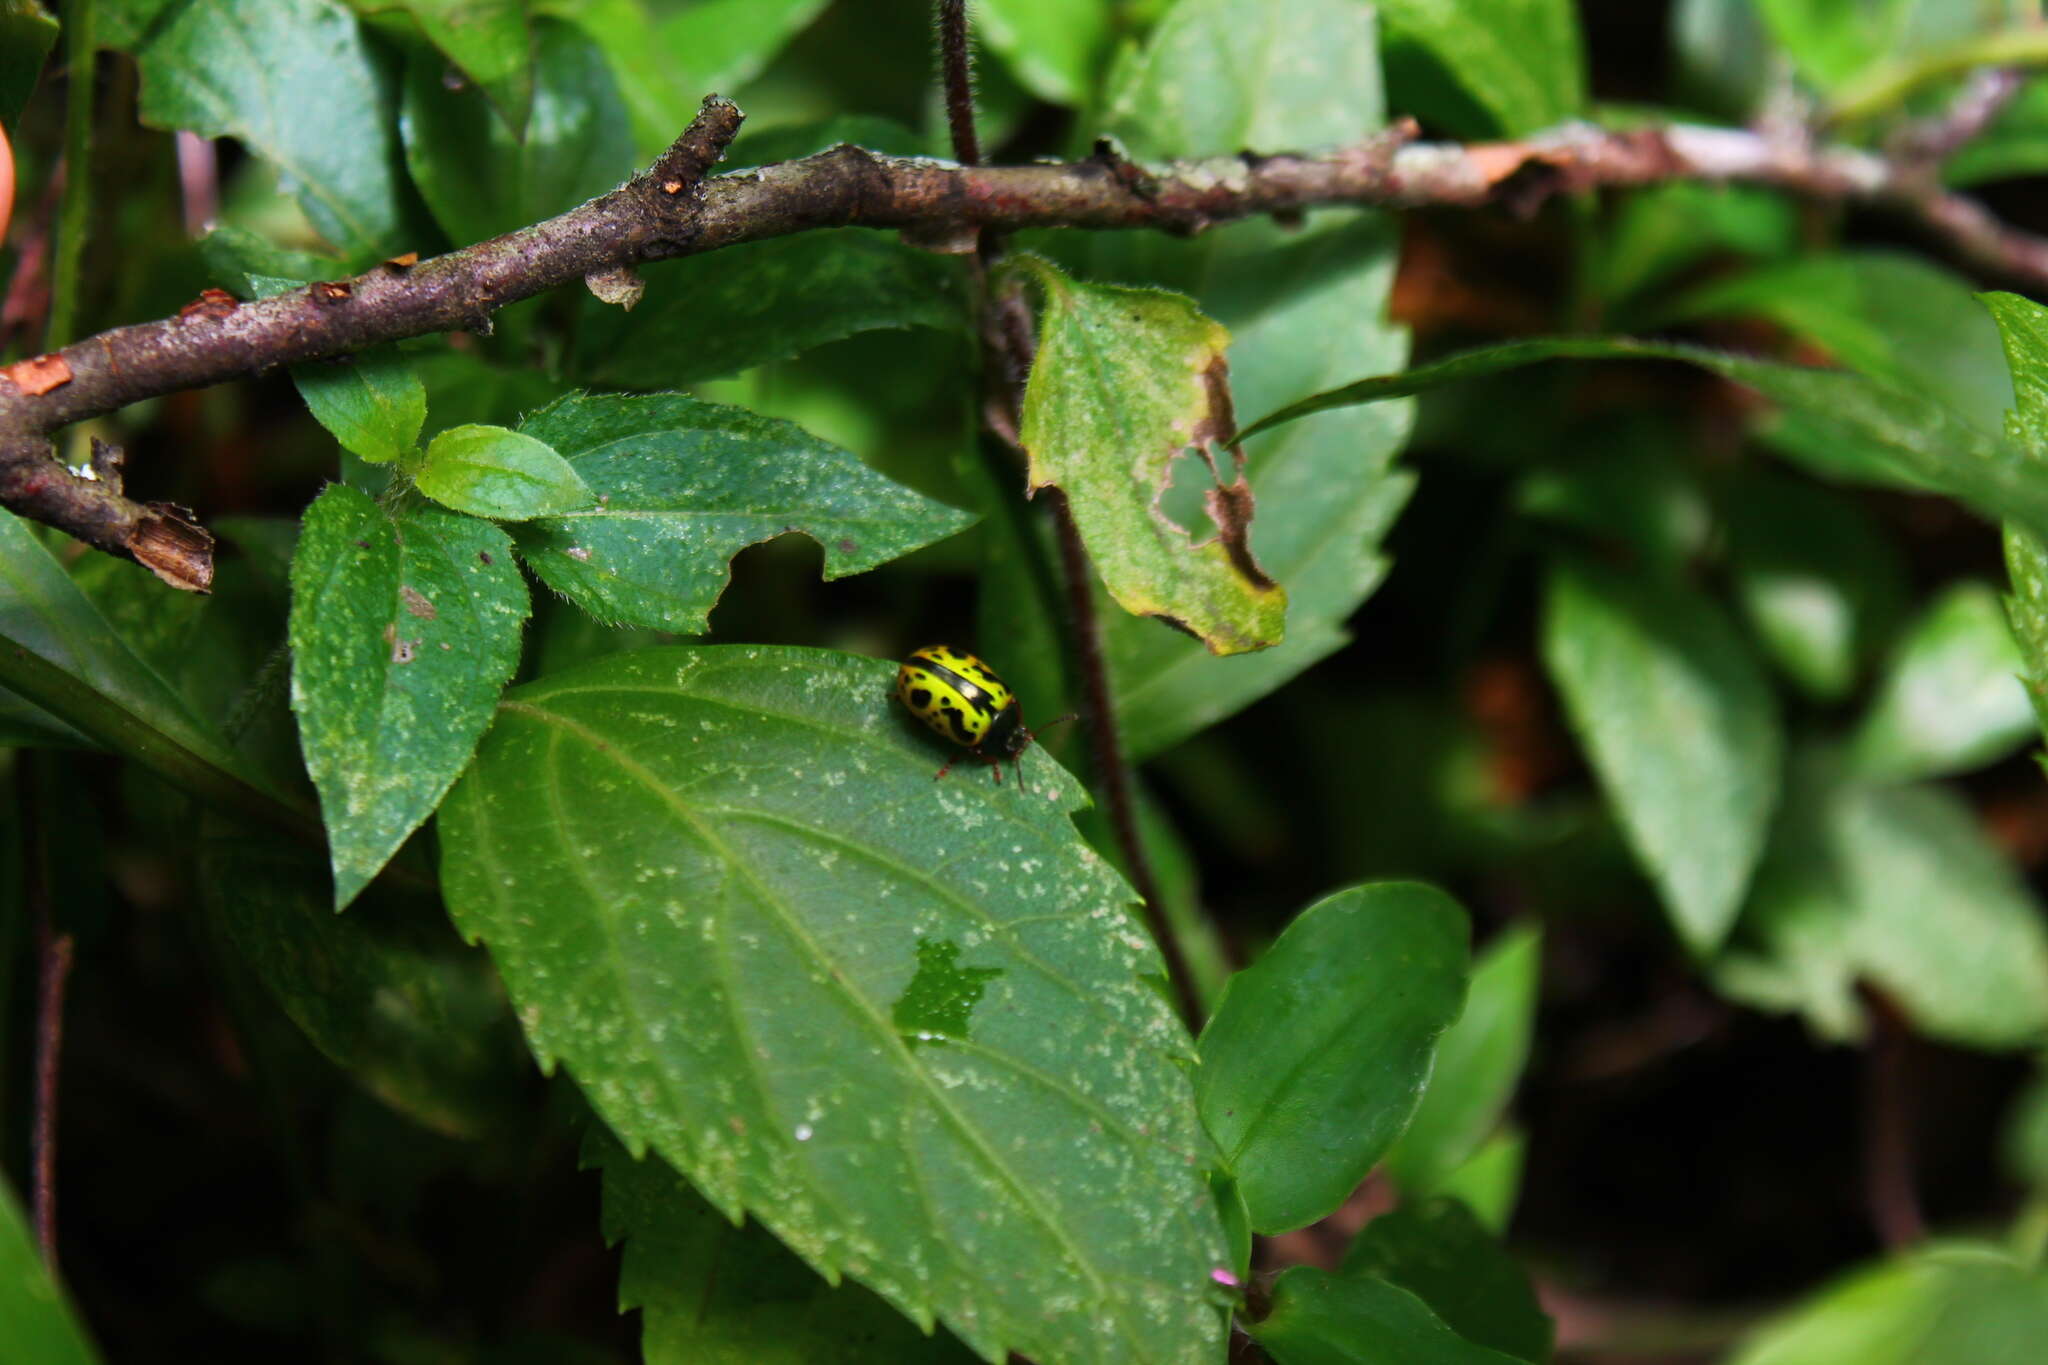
top-left (1012, 255), bottom-right (1285, 655)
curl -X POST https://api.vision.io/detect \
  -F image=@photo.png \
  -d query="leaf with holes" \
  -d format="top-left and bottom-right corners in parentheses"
top-left (1011, 255), bottom-right (1285, 656)
top-left (510, 393), bottom-right (975, 632)
top-left (290, 485), bottom-right (528, 907)
top-left (438, 646), bottom-right (1231, 1365)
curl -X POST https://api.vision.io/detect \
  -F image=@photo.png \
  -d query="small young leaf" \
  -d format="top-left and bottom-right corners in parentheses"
top-left (589, 1126), bottom-right (980, 1364)
top-left (415, 424), bottom-right (593, 520)
top-left (1384, 925), bottom-right (1541, 1197)
top-left (439, 646), bottom-right (1230, 1365)
top-left (512, 392), bottom-right (974, 631)
top-left (1342, 1199), bottom-right (1553, 1363)
top-left (1013, 255), bottom-right (1285, 656)
top-left (293, 348), bottom-right (428, 465)
top-left (1198, 882), bottom-right (1470, 1233)
top-left (1250, 1268), bottom-right (1533, 1365)
top-left (1434, 1128), bottom-right (1526, 1233)
top-left (134, 0), bottom-right (409, 259)
top-left (0, 1181), bottom-right (99, 1365)
top-left (1847, 582), bottom-right (2032, 782)
top-left (289, 486), bottom-right (529, 906)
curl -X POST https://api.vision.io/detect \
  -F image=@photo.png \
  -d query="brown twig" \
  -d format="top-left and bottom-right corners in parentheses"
top-left (17, 753), bottom-right (73, 1272)
top-left (1860, 986), bottom-right (1926, 1249)
top-left (11, 108), bottom-right (2048, 573)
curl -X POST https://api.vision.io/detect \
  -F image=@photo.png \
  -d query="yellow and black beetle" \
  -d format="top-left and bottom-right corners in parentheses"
top-left (895, 644), bottom-right (1073, 789)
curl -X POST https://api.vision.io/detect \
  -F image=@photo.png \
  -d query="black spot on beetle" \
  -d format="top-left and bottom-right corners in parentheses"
top-left (910, 688), bottom-right (932, 710)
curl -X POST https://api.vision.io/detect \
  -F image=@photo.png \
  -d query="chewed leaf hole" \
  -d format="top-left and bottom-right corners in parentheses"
top-left (1157, 443), bottom-right (1220, 540)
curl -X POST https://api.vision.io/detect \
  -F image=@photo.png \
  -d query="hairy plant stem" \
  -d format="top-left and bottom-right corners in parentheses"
top-left (18, 753), bottom-right (73, 1272)
top-left (44, 1), bottom-right (94, 351)
top-left (934, 0), bottom-right (1203, 1033)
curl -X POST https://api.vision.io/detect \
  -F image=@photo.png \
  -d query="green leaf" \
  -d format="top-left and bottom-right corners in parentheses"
top-left (1249, 1267), bottom-right (1534, 1365)
top-left (438, 646), bottom-right (1230, 1365)
top-left (1756, 0), bottom-right (2002, 96)
top-left (416, 424), bottom-right (594, 519)
top-left (1237, 337), bottom-right (2048, 552)
top-left (589, 1126), bottom-right (980, 1364)
top-left (1086, 0), bottom-right (1409, 756)
top-left (0, 509), bottom-right (289, 823)
top-left (583, 232), bottom-right (965, 389)
top-left (293, 348), bottom-right (429, 465)
top-left (135, 0), bottom-right (409, 259)
top-left (1948, 77), bottom-right (2048, 186)
top-left (203, 821), bottom-right (524, 1137)
top-left (1663, 251), bottom-right (2012, 432)
top-left (1012, 255), bottom-right (1286, 655)
top-left (1544, 560), bottom-right (1781, 953)
top-left (401, 16), bottom-right (633, 247)
top-left (1596, 181), bottom-right (1797, 310)
top-left (2003, 1060), bottom-right (2048, 1191)
top-left (1341, 1199), bottom-right (1553, 1363)
top-left (1433, 1128), bottom-right (1526, 1233)
top-left (549, 0), bottom-right (827, 158)
top-left (198, 225), bottom-right (345, 297)
top-left (1729, 1242), bottom-right (2048, 1365)
top-left (0, 1180), bottom-right (99, 1365)
top-left (975, 0), bottom-right (1112, 107)
top-left (1377, 0), bottom-right (1586, 136)
top-left (1828, 781), bottom-right (2048, 1048)
top-left (1670, 0), bottom-right (1774, 121)
top-left (1104, 0), bottom-right (1384, 157)
top-left (2007, 523), bottom-right (2048, 739)
top-left (1720, 759), bottom-right (2048, 1050)
top-left (1848, 582), bottom-right (2032, 781)
top-left (1384, 925), bottom-right (1541, 1197)
top-left (511, 392), bottom-right (974, 632)
top-left (1724, 470), bottom-right (1909, 702)
top-left (289, 486), bottom-right (529, 906)
top-left (0, 0), bottom-right (59, 126)
top-left (1198, 882), bottom-right (1469, 1233)
top-left (382, 0), bottom-right (533, 130)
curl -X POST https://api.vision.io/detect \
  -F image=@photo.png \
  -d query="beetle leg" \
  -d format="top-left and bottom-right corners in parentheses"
top-left (933, 753), bottom-right (961, 781)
